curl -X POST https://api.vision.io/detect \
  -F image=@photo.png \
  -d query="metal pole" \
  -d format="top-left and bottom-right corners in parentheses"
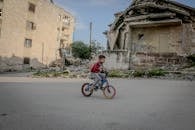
top-left (89, 22), bottom-right (92, 49)
top-left (42, 43), bottom-right (44, 64)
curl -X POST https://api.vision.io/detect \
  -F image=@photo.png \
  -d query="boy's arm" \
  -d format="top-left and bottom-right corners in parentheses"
top-left (100, 65), bottom-right (107, 73)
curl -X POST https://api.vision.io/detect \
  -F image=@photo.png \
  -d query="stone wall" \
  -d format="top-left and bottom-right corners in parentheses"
top-left (103, 51), bottom-right (129, 70)
top-left (101, 51), bottom-right (187, 70)
top-left (132, 52), bottom-right (186, 67)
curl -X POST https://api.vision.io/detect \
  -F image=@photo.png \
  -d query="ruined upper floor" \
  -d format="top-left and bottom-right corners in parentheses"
top-left (110, 0), bottom-right (195, 31)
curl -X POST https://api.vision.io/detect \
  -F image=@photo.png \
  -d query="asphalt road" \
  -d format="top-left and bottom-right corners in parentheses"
top-left (0, 77), bottom-right (195, 130)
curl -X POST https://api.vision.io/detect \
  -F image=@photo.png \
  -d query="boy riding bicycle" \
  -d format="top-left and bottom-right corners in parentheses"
top-left (90, 55), bottom-right (107, 89)
top-left (81, 54), bottom-right (116, 99)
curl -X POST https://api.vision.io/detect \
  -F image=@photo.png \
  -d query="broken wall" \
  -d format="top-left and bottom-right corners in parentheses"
top-left (101, 51), bottom-right (187, 70)
top-left (131, 25), bottom-right (183, 54)
top-left (0, 55), bottom-right (46, 72)
top-left (100, 51), bottom-right (129, 70)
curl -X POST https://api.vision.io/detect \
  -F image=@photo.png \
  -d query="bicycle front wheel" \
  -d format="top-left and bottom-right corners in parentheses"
top-left (103, 85), bottom-right (116, 99)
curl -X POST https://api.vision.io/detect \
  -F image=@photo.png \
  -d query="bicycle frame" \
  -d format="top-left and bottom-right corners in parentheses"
top-left (88, 74), bottom-right (109, 90)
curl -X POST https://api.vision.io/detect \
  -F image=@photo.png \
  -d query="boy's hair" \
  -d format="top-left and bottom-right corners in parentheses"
top-left (98, 55), bottom-right (106, 59)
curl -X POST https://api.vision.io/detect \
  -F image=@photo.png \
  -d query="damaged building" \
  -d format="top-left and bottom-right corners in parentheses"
top-left (0, 0), bottom-right (75, 71)
top-left (104, 0), bottom-right (195, 69)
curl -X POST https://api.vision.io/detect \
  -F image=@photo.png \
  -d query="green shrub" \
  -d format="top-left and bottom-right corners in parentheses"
top-left (108, 70), bottom-right (122, 78)
top-left (33, 70), bottom-right (69, 78)
top-left (132, 71), bottom-right (145, 77)
top-left (71, 41), bottom-right (91, 59)
top-left (33, 71), bottom-right (51, 77)
top-left (108, 70), bottom-right (129, 78)
top-left (147, 69), bottom-right (167, 77)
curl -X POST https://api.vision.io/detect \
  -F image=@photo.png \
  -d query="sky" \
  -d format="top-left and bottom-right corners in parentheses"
top-left (54, 0), bottom-right (195, 47)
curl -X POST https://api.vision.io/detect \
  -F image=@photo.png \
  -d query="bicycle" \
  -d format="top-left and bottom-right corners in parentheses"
top-left (81, 73), bottom-right (116, 99)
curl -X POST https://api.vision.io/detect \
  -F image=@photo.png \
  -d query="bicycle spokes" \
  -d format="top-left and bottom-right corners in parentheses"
top-left (103, 86), bottom-right (116, 99)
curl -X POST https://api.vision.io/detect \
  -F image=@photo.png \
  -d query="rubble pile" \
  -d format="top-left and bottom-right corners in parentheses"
top-left (1, 55), bottom-right (194, 81)
top-left (0, 56), bottom-right (23, 72)
top-left (33, 59), bottom-right (91, 78)
top-left (32, 55), bottom-right (195, 81)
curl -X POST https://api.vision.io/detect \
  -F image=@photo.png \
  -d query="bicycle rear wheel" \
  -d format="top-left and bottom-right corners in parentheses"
top-left (81, 83), bottom-right (93, 97)
top-left (103, 85), bottom-right (116, 99)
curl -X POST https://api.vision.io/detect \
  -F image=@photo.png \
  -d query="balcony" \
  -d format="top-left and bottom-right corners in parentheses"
top-left (61, 34), bottom-right (69, 40)
top-left (62, 19), bottom-right (71, 28)
top-left (62, 23), bottom-right (70, 28)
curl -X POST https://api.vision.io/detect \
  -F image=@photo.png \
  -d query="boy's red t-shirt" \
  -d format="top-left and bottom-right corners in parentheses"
top-left (91, 62), bottom-right (101, 73)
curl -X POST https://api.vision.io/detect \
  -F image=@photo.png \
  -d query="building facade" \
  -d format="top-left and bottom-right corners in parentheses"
top-left (0, 0), bottom-right (75, 71)
top-left (104, 0), bottom-right (195, 69)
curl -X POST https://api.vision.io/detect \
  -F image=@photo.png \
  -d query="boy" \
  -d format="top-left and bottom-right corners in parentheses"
top-left (90, 55), bottom-right (106, 89)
